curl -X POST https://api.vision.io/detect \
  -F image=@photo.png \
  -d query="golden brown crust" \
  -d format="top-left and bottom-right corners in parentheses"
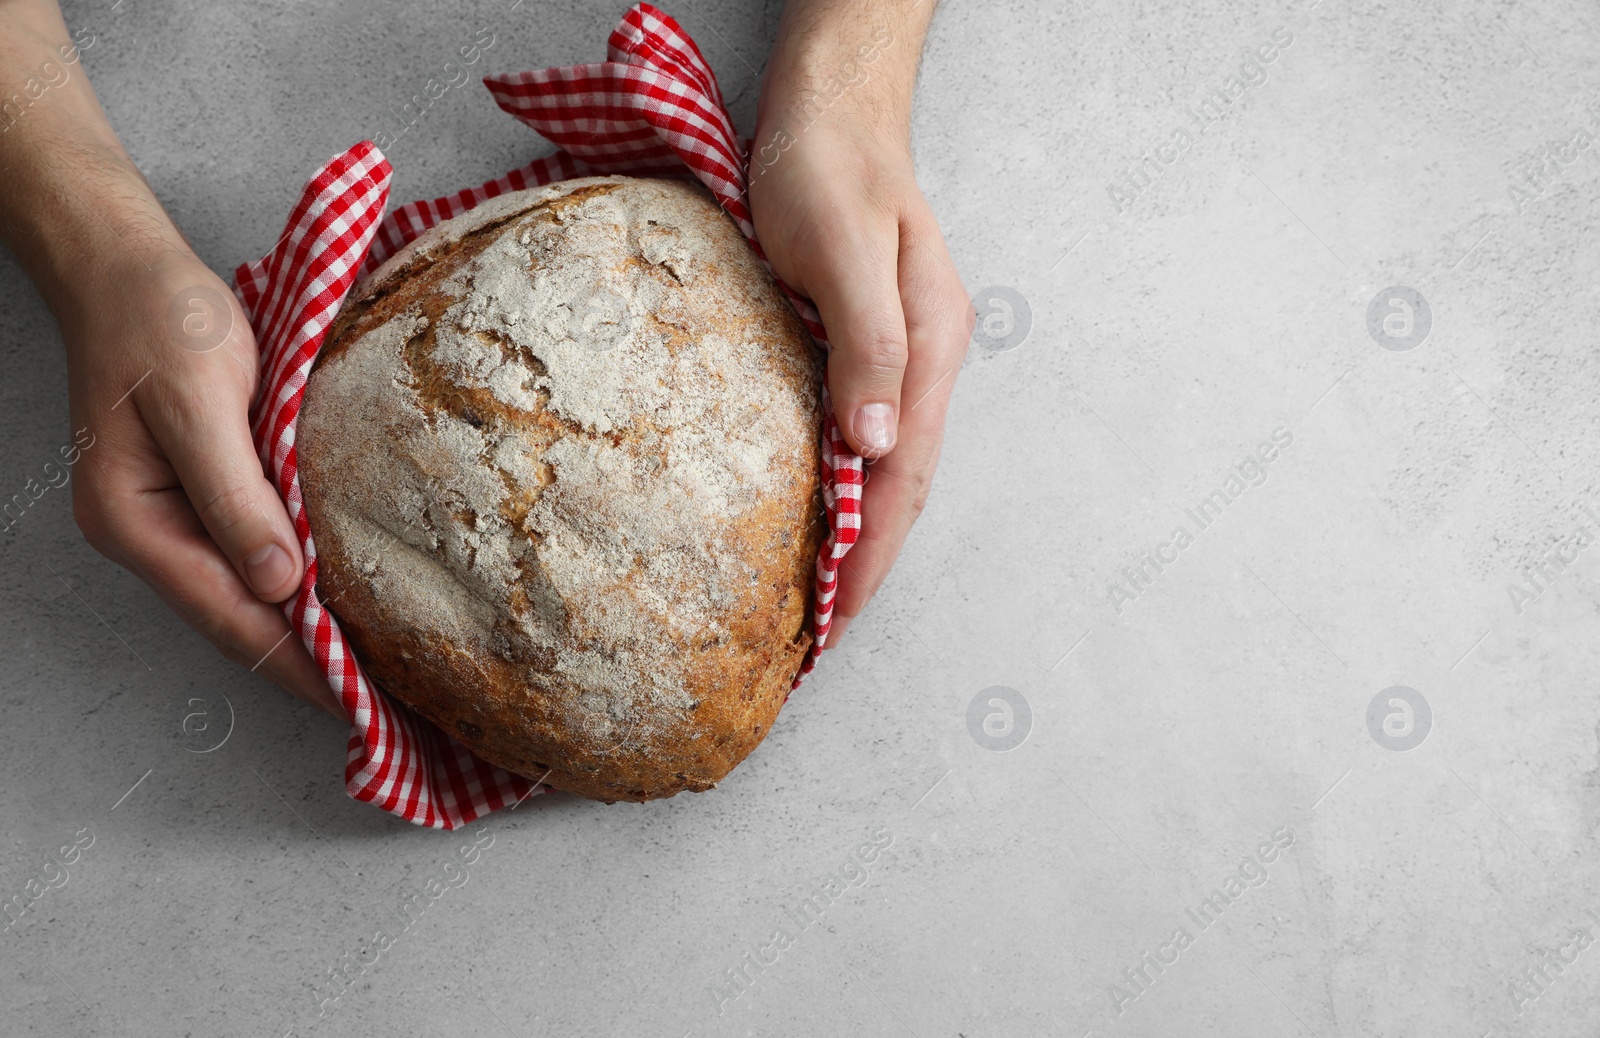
top-left (297, 176), bottom-right (824, 802)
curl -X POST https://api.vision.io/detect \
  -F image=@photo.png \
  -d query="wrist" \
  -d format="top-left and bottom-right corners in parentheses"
top-left (4, 134), bottom-right (191, 321)
top-left (0, 12), bottom-right (190, 321)
top-left (756, 2), bottom-right (928, 145)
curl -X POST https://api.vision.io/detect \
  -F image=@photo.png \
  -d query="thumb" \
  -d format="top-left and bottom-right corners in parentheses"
top-left (802, 215), bottom-right (908, 460)
top-left (140, 366), bottom-right (304, 604)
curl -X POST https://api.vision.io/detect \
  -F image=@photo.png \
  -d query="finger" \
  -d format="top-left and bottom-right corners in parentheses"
top-left (828, 438), bottom-right (944, 650)
top-left (806, 213), bottom-right (910, 460)
top-left (136, 357), bottom-right (304, 603)
top-left (99, 479), bottom-right (342, 718)
top-left (827, 211), bottom-right (969, 643)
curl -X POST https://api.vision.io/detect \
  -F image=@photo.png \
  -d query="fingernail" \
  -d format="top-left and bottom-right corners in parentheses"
top-left (852, 402), bottom-right (897, 456)
top-left (244, 543), bottom-right (294, 596)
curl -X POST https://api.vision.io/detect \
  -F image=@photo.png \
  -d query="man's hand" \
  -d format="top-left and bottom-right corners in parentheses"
top-left (61, 252), bottom-right (341, 717)
top-left (751, 0), bottom-right (970, 647)
top-left (0, 0), bottom-right (339, 716)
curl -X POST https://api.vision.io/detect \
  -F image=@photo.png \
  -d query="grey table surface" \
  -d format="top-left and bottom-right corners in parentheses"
top-left (5, 0), bottom-right (1600, 1035)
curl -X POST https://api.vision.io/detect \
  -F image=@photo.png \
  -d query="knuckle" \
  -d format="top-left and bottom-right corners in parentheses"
top-left (217, 642), bottom-right (257, 671)
top-left (209, 636), bottom-right (252, 668)
top-left (215, 641), bottom-right (256, 672)
top-left (196, 479), bottom-right (264, 541)
top-left (846, 333), bottom-right (909, 379)
top-left (908, 472), bottom-right (932, 520)
top-left (867, 458), bottom-right (933, 521)
top-left (192, 607), bottom-right (255, 669)
top-left (72, 510), bottom-right (108, 555)
top-left (71, 490), bottom-right (115, 556)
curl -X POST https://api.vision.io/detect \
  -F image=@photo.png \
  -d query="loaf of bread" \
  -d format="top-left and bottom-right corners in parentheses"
top-left (297, 176), bottom-right (824, 803)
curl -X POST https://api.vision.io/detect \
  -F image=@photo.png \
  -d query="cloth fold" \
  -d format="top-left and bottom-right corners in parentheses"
top-left (233, 3), bottom-right (861, 828)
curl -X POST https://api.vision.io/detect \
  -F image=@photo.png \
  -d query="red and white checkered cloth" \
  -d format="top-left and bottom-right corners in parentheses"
top-left (234, 3), bottom-right (862, 828)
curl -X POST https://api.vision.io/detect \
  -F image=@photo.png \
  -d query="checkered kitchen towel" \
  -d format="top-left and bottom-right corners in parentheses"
top-left (234, 3), bottom-right (862, 828)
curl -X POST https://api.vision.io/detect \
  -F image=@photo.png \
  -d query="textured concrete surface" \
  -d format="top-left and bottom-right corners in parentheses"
top-left (5, 0), bottom-right (1600, 1035)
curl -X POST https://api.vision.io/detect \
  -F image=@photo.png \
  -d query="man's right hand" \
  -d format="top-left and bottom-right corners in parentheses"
top-left (61, 252), bottom-right (342, 718)
top-left (0, 0), bottom-right (340, 717)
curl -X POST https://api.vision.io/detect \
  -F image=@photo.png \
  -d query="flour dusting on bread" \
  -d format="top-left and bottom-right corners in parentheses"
top-left (297, 176), bottom-right (823, 802)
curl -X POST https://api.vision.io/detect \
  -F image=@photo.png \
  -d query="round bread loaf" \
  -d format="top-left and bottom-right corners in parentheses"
top-left (297, 175), bottom-right (824, 803)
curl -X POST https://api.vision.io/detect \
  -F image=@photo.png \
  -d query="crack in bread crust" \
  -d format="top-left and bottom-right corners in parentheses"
top-left (298, 176), bottom-right (824, 802)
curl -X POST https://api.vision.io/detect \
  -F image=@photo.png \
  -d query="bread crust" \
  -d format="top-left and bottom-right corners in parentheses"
top-left (297, 176), bottom-right (824, 803)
